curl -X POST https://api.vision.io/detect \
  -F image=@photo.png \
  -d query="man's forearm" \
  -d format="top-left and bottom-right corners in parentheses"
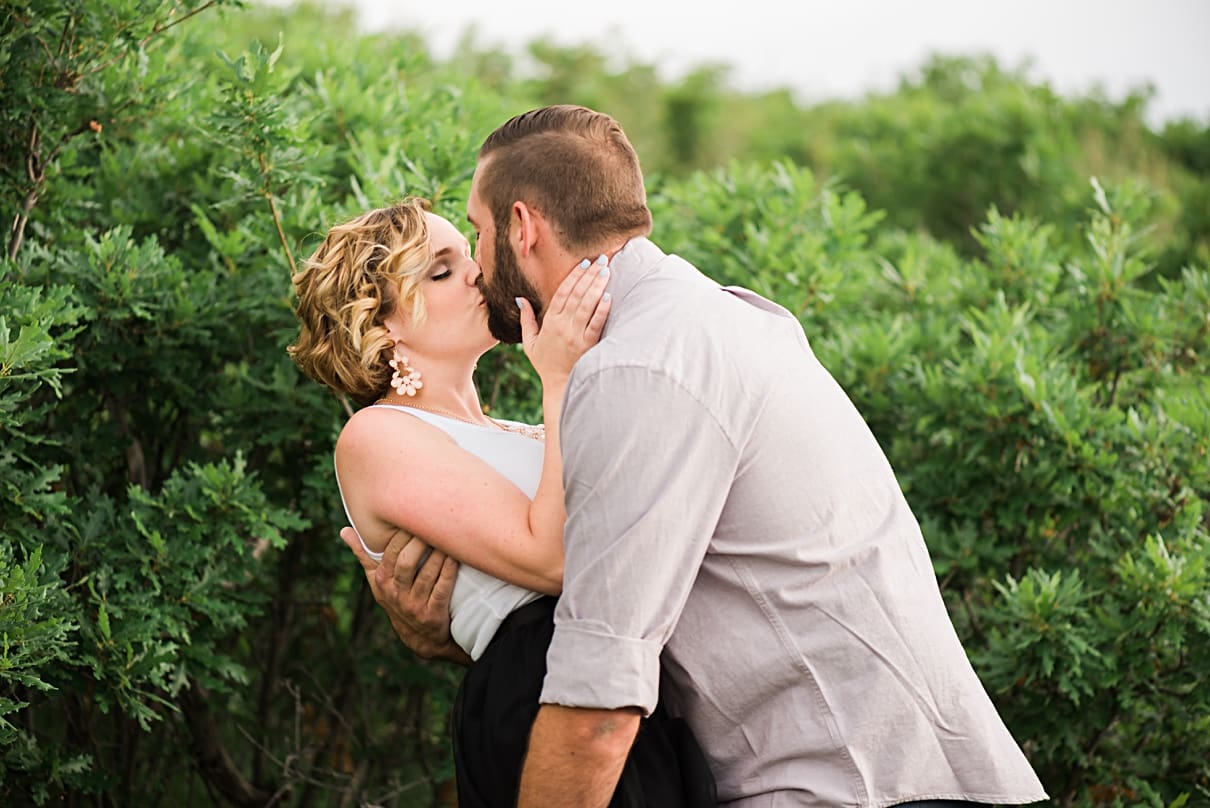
top-left (517, 704), bottom-right (641, 808)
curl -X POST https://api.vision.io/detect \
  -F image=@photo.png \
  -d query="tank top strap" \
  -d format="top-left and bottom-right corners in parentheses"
top-left (333, 458), bottom-right (382, 562)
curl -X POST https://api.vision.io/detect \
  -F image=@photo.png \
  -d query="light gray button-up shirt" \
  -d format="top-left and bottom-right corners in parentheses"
top-left (542, 238), bottom-right (1048, 807)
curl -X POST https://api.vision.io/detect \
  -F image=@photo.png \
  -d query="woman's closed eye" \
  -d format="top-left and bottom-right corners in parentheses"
top-left (430, 266), bottom-right (452, 281)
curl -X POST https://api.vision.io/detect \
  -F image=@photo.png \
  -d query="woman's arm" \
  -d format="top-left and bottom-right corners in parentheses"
top-left (338, 410), bottom-right (564, 593)
top-left (337, 261), bottom-right (611, 595)
top-left (515, 256), bottom-right (613, 566)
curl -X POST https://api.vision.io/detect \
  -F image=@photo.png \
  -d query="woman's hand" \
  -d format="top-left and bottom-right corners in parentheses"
top-left (519, 254), bottom-right (612, 386)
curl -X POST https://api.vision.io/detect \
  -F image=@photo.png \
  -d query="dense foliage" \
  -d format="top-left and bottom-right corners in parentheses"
top-left (2, 2), bottom-right (1207, 806)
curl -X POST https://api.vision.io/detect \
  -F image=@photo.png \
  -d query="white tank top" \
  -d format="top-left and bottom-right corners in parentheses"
top-left (335, 405), bottom-right (545, 660)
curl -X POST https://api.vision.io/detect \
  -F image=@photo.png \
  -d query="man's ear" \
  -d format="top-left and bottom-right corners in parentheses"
top-left (513, 200), bottom-right (539, 258)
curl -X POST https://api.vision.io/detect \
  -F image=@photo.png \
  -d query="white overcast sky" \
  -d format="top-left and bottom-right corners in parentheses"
top-left (269, 0), bottom-right (1209, 126)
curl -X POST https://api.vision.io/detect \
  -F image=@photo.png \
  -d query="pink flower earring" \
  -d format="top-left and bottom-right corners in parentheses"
top-left (388, 351), bottom-right (423, 397)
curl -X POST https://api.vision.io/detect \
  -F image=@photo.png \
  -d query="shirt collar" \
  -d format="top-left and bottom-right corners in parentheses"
top-left (603, 236), bottom-right (666, 306)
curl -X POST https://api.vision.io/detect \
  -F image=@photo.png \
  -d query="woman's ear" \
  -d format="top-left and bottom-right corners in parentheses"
top-left (382, 311), bottom-right (409, 343)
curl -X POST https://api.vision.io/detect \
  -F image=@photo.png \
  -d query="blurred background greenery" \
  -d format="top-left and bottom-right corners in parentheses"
top-left (1, 1), bottom-right (1207, 806)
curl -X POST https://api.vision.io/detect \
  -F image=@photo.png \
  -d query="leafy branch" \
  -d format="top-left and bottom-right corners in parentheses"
top-left (207, 35), bottom-right (320, 278)
top-left (4, 1), bottom-right (231, 263)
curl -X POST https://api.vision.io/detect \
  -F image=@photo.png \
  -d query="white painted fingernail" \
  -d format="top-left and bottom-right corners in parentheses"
top-left (598, 265), bottom-right (610, 277)
top-left (515, 297), bottom-right (523, 308)
top-left (602, 292), bottom-right (611, 302)
top-left (578, 258), bottom-right (591, 270)
top-left (596, 254), bottom-right (608, 266)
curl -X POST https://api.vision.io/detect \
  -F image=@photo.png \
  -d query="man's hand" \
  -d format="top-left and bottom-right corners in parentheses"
top-left (341, 527), bottom-right (471, 666)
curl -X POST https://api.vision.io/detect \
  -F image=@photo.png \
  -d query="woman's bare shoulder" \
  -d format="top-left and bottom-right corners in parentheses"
top-left (336, 406), bottom-right (455, 466)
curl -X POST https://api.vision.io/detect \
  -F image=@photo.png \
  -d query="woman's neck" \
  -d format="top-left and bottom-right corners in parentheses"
top-left (377, 356), bottom-right (487, 422)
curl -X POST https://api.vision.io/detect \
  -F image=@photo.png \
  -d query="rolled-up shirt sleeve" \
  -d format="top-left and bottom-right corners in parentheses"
top-left (540, 363), bottom-right (739, 715)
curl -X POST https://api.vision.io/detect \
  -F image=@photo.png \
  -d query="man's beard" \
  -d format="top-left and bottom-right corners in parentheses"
top-left (482, 227), bottom-right (544, 344)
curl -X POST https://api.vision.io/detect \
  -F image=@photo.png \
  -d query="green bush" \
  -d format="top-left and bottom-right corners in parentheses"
top-left (1, 2), bottom-right (1206, 806)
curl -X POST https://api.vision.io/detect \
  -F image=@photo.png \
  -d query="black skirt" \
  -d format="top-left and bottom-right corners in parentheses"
top-left (452, 596), bottom-right (718, 807)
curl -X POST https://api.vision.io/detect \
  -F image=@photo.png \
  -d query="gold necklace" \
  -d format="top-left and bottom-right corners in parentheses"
top-left (384, 399), bottom-right (503, 430)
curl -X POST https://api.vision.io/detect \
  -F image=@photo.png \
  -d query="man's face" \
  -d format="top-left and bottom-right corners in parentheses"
top-left (468, 167), bottom-right (544, 344)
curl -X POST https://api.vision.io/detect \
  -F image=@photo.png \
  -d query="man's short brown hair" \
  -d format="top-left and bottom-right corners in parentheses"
top-left (477, 105), bottom-right (652, 253)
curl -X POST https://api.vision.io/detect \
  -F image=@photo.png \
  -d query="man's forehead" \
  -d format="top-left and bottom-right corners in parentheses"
top-left (465, 189), bottom-right (489, 228)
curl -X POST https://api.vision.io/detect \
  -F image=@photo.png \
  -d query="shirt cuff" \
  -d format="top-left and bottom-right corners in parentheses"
top-left (539, 623), bottom-right (662, 716)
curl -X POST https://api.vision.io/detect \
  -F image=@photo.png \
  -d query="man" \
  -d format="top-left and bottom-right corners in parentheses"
top-left (348, 105), bottom-right (1048, 807)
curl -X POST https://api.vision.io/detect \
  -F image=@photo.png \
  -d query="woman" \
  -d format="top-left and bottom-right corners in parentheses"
top-left (288, 198), bottom-right (715, 807)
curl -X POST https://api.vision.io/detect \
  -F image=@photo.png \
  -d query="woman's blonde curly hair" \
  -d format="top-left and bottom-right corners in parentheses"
top-left (288, 198), bottom-right (435, 406)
